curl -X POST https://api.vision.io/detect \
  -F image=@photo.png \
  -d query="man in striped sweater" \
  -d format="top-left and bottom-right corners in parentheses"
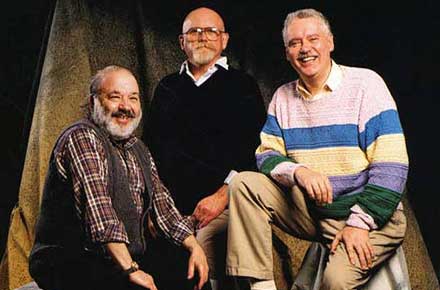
top-left (226, 8), bottom-right (408, 290)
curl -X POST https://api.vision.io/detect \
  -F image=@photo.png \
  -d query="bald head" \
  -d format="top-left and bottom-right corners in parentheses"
top-left (182, 7), bottom-right (225, 33)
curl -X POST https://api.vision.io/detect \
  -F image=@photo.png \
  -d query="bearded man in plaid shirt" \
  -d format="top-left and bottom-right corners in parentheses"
top-left (29, 65), bottom-right (208, 290)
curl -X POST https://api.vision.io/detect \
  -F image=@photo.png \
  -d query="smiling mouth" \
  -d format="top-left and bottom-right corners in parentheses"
top-left (297, 55), bottom-right (318, 63)
top-left (112, 110), bottom-right (135, 122)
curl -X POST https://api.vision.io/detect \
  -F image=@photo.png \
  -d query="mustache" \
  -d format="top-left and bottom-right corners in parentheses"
top-left (193, 43), bottom-right (215, 50)
top-left (111, 108), bottom-right (135, 118)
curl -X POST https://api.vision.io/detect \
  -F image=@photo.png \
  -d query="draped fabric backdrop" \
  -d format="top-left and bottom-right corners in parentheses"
top-left (1, 1), bottom-right (438, 289)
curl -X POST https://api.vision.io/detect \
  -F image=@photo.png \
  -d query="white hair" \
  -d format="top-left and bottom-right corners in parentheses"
top-left (282, 8), bottom-right (332, 47)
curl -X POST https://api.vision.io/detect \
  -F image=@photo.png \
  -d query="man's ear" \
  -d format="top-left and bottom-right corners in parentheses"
top-left (179, 35), bottom-right (185, 50)
top-left (329, 34), bottom-right (334, 52)
top-left (89, 95), bottom-right (95, 112)
top-left (221, 32), bottom-right (229, 50)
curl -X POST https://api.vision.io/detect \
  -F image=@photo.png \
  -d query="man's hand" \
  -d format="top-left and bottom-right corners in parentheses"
top-left (183, 235), bottom-right (209, 290)
top-left (193, 184), bottom-right (228, 228)
top-left (330, 226), bottom-right (375, 270)
top-left (128, 271), bottom-right (158, 290)
top-left (294, 166), bottom-right (333, 205)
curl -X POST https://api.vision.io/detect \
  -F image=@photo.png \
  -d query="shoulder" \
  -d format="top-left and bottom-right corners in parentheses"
top-left (55, 121), bottom-right (103, 153)
top-left (272, 81), bottom-right (297, 100)
top-left (152, 72), bottom-right (187, 104)
top-left (156, 72), bottom-right (182, 89)
top-left (224, 66), bottom-right (258, 85)
top-left (341, 65), bottom-right (387, 88)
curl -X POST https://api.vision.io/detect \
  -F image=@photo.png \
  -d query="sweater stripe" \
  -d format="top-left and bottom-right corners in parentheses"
top-left (359, 109), bottom-right (403, 150)
top-left (287, 146), bottom-right (369, 176)
top-left (368, 162), bottom-right (408, 193)
top-left (366, 134), bottom-right (408, 164)
top-left (283, 124), bottom-right (359, 150)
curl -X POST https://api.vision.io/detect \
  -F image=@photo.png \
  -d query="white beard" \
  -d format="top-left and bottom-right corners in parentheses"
top-left (91, 97), bottom-right (142, 140)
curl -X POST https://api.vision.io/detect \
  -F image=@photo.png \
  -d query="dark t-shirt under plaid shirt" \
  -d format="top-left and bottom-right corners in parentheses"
top-left (54, 125), bottom-right (195, 246)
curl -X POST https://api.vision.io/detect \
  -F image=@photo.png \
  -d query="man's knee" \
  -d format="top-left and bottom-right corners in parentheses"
top-left (229, 171), bottom-right (269, 199)
top-left (321, 261), bottom-right (364, 290)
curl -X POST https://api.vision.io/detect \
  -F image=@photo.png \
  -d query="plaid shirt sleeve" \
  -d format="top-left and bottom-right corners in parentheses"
top-left (56, 127), bottom-right (129, 245)
top-left (147, 149), bottom-right (195, 245)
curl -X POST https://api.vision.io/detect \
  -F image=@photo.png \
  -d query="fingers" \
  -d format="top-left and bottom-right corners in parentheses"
top-left (312, 182), bottom-right (323, 204)
top-left (367, 241), bottom-right (375, 257)
top-left (361, 243), bottom-right (373, 268)
top-left (129, 271), bottom-right (158, 290)
top-left (304, 177), bottom-right (332, 205)
top-left (187, 257), bottom-right (208, 290)
top-left (147, 277), bottom-right (158, 290)
top-left (353, 243), bottom-right (368, 269)
top-left (324, 177), bottom-right (333, 204)
top-left (330, 233), bottom-right (341, 253)
top-left (198, 216), bottom-right (212, 229)
top-left (345, 243), bottom-right (357, 266)
top-left (187, 258), bottom-right (195, 279)
top-left (197, 263), bottom-right (208, 290)
top-left (193, 204), bottom-right (203, 221)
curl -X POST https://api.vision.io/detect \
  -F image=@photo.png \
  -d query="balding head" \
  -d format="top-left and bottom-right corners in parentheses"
top-left (182, 7), bottom-right (225, 34)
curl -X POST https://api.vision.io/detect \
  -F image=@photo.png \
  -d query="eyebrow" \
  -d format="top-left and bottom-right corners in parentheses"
top-left (107, 90), bottom-right (140, 96)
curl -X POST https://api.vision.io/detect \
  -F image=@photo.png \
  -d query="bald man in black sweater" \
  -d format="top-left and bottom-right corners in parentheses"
top-left (143, 7), bottom-right (265, 290)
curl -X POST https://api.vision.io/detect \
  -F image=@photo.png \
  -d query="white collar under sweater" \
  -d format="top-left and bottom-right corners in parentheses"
top-left (179, 56), bottom-right (229, 87)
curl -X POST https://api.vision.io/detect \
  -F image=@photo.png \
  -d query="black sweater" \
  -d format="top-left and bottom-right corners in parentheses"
top-left (144, 66), bottom-right (266, 214)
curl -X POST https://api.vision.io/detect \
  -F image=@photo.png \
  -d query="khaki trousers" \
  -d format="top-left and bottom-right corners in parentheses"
top-left (196, 210), bottom-right (229, 279)
top-left (226, 172), bottom-right (406, 290)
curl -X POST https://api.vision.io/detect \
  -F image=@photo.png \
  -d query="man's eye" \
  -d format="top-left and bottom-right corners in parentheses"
top-left (289, 41), bottom-right (300, 47)
top-left (109, 95), bottom-right (121, 99)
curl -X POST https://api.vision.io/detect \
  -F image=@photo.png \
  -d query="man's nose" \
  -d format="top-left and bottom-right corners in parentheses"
top-left (118, 97), bottom-right (130, 109)
top-left (197, 31), bottom-right (208, 41)
top-left (300, 43), bottom-right (311, 53)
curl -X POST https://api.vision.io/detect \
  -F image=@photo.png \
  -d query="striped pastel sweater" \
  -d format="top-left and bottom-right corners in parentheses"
top-left (256, 65), bottom-right (408, 228)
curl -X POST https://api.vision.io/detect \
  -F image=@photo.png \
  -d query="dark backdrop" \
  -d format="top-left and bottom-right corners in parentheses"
top-left (1, 0), bottom-right (439, 280)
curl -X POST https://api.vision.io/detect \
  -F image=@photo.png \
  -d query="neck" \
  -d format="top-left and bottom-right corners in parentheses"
top-left (301, 61), bottom-right (332, 96)
top-left (188, 57), bottom-right (220, 80)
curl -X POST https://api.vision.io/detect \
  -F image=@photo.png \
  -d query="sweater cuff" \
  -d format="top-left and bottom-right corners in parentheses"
top-left (224, 170), bottom-right (238, 185)
top-left (271, 162), bottom-right (305, 187)
top-left (346, 204), bottom-right (378, 230)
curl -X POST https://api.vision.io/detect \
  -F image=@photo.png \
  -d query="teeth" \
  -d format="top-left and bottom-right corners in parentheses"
top-left (299, 56), bottom-right (317, 62)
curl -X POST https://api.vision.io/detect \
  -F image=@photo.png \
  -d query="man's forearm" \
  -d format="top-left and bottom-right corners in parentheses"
top-left (182, 234), bottom-right (199, 252)
top-left (105, 242), bottom-right (134, 271)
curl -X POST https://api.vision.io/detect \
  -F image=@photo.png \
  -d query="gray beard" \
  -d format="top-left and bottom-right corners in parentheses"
top-left (91, 97), bottom-right (142, 140)
top-left (191, 48), bottom-right (216, 66)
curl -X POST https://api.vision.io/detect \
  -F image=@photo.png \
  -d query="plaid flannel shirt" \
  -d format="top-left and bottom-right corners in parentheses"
top-left (54, 124), bottom-right (195, 246)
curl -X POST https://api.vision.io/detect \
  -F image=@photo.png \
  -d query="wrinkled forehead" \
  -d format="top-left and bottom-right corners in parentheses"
top-left (182, 11), bottom-right (225, 33)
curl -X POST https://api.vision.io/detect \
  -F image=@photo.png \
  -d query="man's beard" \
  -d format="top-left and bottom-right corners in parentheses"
top-left (91, 98), bottom-right (142, 140)
top-left (190, 45), bottom-right (217, 66)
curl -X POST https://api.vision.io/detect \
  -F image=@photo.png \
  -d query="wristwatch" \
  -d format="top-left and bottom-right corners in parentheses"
top-left (122, 260), bottom-right (139, 276)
